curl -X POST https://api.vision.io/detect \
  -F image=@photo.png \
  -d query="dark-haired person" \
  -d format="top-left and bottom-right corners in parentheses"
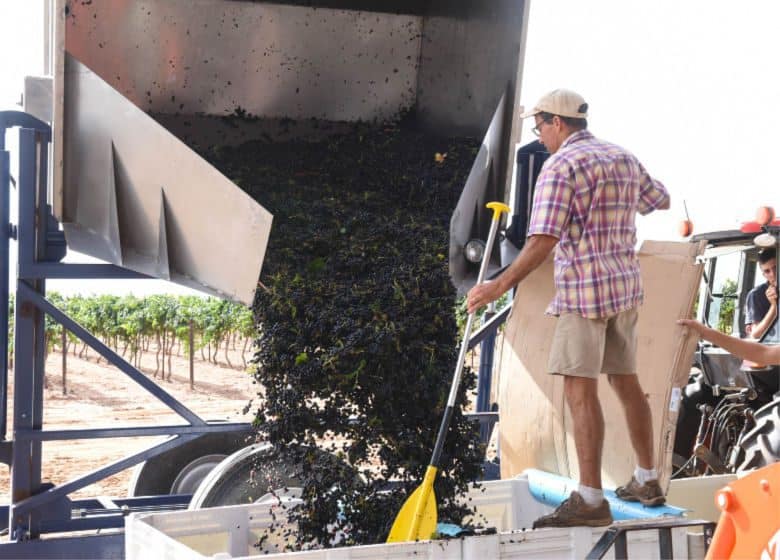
top-left (678, 318), bottom-right (780, 366)
top-left (467, 89), bottom-right (670, 528)
top-left (745, 248), bottom-right (778, 340)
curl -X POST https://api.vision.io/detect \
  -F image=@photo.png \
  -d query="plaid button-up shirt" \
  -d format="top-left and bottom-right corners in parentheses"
top-left (527, 130), bottom-right (669, 319)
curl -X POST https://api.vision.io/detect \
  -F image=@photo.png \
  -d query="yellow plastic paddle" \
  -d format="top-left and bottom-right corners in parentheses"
top-left (387, 201), bottom-right (510, 543)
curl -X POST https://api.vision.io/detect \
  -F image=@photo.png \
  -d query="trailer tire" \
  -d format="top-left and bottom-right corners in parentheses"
top-left (738, 398), bottom-right (780, 472)
top-left (188, 442), bottom-right (305, 508)
top-left (188, 443), bottom-right (357, 509)
top-left (128, 428), bottom-right (255, 497)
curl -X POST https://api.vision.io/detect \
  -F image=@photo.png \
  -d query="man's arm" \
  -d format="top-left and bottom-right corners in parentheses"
top-left (678, 319), bottom-right (780, 365)
top-left (637, 162), bottom-right (670, 214)
top-left (466, 234), bottom-right (558, 314)
top-left (749, 306), bottom-right (778, 340)
top-left (466, 156), bottom-right (571, 314)
top-left (749, 286), bottom-right (778, 340)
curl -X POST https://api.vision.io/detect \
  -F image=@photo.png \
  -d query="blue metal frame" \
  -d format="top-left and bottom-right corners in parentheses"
top-left (476, 307), bottom-right (497, 444)
top-left (465, 303), bottom-right (511, 442)
top-left (467, 304), bottom-right (511, 352)
top-left (0, 111), bottom-right (252, 555)
top-left (461, 300), bottom-right (512, 481)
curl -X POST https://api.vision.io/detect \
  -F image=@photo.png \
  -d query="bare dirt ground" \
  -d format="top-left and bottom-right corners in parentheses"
top-left (0, 342), bottom-right (492, 507)
top-left (0, 343), bottom-right (258, 503)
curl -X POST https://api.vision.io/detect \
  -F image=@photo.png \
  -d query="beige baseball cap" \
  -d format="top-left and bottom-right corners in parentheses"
top-left (520, 89), bottom-right (589, 119)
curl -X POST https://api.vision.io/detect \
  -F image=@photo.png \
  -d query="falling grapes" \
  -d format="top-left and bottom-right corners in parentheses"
top-left (203, 112), bottom-right (485, 548)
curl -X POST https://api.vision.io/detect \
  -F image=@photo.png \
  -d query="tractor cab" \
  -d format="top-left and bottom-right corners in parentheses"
top-left (691, 226), bottom-right (779, 396)
top-left (673, 217), bottom-right (779, 477)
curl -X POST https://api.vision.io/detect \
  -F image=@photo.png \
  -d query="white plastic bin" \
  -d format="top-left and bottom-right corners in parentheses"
top-left (126, 475), bottom-right (702, 560)
top-left (666, 473), bottom-right (736, 522)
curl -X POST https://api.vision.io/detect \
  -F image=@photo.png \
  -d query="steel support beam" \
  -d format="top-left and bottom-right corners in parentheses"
top-left (11, 434), bottom-right (199, 518)
top-left (17, 283), bottom-right (205, 425)
top-left (19, 262), bottom-right (151, 280)
top-left (10, 127), bottom-right (47, 539)
top-left (0, 533), bottom-right (123, 559)
top-left (0, 112), bottom-right (257, 549)
top-left (17, 422), bottom-right (250, 442)
top-left (0, 149), bottom-right (10, 440)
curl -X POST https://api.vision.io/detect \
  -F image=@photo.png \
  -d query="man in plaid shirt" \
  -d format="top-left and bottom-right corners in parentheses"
top-left (467, 89), bottom-right (670, 528)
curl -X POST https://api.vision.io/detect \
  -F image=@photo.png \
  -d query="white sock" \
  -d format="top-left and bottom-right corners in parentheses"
top-left (577, 484), bottom-right (604, 507)
top-left (634, 466), bottom-right (657, 485)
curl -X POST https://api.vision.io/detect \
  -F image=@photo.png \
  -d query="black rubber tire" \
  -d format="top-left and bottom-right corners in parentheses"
top-left (188, 443), bottom-right (305, 508)
top-left (128, 428), bottom-right (255, 497)
top-left (738, 398), bottom-right (780, 472)
top-left (189, 443), bottom-right (359, 509)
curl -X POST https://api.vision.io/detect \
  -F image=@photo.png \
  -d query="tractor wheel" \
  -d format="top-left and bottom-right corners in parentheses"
top-left (738, 398), bottom-right (780, 472)
top-left (128, 428), bottom-right (255, 497)
top-left (188, 442), bottom-right (303, 508)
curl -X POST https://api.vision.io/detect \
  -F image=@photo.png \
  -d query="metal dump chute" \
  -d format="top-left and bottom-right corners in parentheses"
top-left (54, 0), bottom-right (529, 298)
top-left (61, 55), bottom-right (272, 304)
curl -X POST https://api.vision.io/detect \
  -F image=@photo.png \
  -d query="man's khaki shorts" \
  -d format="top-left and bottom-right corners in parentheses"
top-left (547, 308), bottom-right (638, 378)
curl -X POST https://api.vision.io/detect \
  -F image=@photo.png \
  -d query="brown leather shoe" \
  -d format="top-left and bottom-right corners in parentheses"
top-left (532, 491), bottom-right (613, 529)
top-left (615, 477), bottom-right (666, 506)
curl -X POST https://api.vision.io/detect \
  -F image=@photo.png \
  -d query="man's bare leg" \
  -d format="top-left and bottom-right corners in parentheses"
top-left (608, 374), bottom-right (654, 469)
top-left (564, 376), bottom-right (604, 488)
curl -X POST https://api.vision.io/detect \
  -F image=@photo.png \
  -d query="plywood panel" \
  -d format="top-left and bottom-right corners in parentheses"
top-left (497, 241), bottom-right (704, 491)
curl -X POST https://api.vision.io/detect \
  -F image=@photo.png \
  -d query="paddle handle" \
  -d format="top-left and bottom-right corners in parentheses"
top-left (430, 202), bottom-right (509, 468)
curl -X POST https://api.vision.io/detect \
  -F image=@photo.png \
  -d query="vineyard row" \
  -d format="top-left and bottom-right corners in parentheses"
top-left (6, 293), bottom-right (256, 381)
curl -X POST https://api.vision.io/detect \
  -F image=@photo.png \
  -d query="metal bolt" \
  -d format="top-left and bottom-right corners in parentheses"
top-left (717, 488), bottom-right (735, 512)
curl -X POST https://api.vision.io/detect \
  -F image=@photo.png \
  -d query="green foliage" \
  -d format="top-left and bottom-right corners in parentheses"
top-left (455, 292), bottom-right (510, 339)
top-left (717, 279), bottom-right (738, 334)
top-left (5, 292), bottom-right (254, 365)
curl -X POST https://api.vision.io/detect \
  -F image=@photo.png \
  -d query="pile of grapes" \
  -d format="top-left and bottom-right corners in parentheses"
top-left (204, 114), bottom-right (484, 547)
